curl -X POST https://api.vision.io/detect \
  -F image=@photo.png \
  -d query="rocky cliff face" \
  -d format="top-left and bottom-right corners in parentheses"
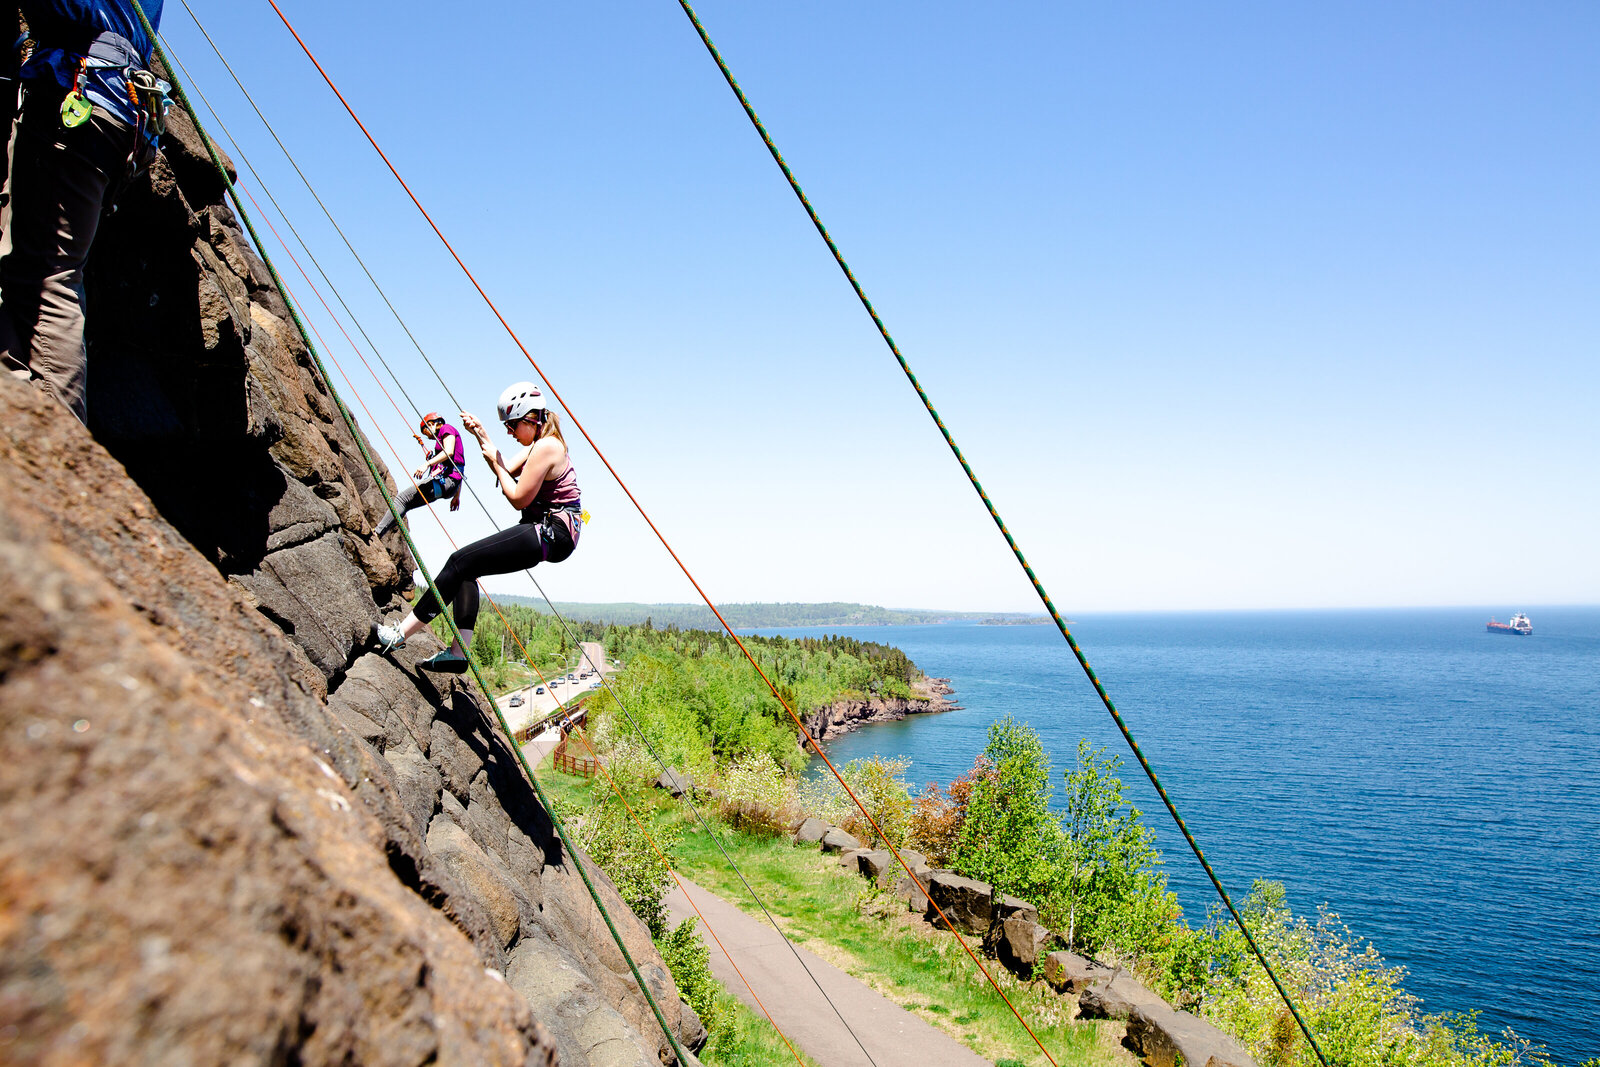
top-left (800, 679), bottom-right (955, 744)
top-left (0, 104), bottom-right (700, 1065)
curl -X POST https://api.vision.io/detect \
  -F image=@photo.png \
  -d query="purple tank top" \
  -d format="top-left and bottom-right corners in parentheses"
top-left (430, 422), bottom-right (465, 480)
top-left (522, 458), bottom-right (581, 542)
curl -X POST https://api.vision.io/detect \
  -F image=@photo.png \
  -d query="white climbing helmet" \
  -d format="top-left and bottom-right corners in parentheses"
top-left (497, 381), bottom-right (546, 423)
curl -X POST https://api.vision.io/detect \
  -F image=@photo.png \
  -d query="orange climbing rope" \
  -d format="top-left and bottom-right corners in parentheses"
top-left (240, 179), bottom-right (817, 1067)
top-left (258, 3), bottom-right (1061, 1059)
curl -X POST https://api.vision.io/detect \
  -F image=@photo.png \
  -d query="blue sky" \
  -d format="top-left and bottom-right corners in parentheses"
top-left (160, 1), bottom-right (1598, 612)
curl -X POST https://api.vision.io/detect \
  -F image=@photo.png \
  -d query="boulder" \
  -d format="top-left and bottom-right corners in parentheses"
top-left (1042, 950), bottom-right (1116, 994)
top-left (1126, 1002), bottom-right (1259, 1067)
top-left (819, 827), bottom-right (862, 853)
top-left (1077, 968), bottom-right (1166, 1021)
top-left (894, 873), bottom-right (932, 913)
top-left (986, 916), bottom-right (1052, 978)
top-left (856, 849), bottom-right (895, 880)
top-left (793, 816), bottom-right (826, 844)
top-left (991, 893), bottom-right (1038, 926)
top-left (653, 767), bottom-right (692, 798)
top-left (896, 848), bottom-right (927, 870)
top-left (838, 847), bottom-right (872, 869)
top-left (923, 871), bottom-right (993, 935)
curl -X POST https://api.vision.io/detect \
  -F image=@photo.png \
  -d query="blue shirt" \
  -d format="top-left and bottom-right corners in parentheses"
top-left (19, 0), bottom-right (165, 135)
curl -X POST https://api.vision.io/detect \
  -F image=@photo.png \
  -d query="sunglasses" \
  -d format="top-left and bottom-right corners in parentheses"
top-left (504, 412), bottom-right (545, 431)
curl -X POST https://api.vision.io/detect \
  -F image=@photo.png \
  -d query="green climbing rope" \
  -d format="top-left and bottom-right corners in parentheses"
top-left (671, 3), bottom-right (1332, 1064)
top-left (132, 7), bottom-right (690, 1062)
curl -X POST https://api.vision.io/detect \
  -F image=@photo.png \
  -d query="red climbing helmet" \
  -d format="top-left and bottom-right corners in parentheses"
top-left (419, 412), bottom-right (443, 435)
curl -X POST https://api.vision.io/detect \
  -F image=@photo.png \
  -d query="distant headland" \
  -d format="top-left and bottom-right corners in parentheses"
top-left (481, 598), bottom-right (1048, 629)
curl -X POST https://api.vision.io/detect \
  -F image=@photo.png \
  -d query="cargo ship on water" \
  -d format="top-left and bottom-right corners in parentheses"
top-left (1486, 612), bottom-right (1532, 635)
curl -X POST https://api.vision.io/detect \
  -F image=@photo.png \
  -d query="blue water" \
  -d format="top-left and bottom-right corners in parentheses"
top-left (749, 608), bottom-right (1600, 1063)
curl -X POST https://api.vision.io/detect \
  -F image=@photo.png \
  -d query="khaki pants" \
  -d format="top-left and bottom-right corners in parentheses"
top-left (0, 83), bottom-right (142, 423)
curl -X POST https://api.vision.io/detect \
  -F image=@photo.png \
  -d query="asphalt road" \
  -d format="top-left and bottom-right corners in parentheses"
top-left (498, 640), bottom-right (613, 736)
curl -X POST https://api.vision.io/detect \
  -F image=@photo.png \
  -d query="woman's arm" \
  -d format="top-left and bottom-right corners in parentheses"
top-left (461, 411), bottom-right (549, 508)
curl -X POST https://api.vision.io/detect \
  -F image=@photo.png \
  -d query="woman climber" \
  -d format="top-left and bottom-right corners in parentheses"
top-left (375, 411), bottom-right (465, 536)
top-left (372, 382), bottom-right (581, 673)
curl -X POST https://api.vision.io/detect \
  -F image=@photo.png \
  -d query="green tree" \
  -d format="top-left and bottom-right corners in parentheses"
top-left (1063, 740), bottom-right (1158, 948)
top-left (952, 717), bottom-right (1063, 910)
top-left (575, 796), bottom-right (680, 937)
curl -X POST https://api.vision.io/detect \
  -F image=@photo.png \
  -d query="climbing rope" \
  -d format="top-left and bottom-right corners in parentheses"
top-left (669, 3), bottom-right (1331, 1063)
top-left (168, 34), bottom-right (878, 1062)
top-left (238, 163), bottom-right (814, 1065)
top-left (253, 2), bottom-right (1066, 1058)
top-left (132, 10), bottom-right (691, 1064)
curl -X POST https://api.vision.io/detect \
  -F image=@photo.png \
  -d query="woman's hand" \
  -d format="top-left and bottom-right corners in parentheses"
top-left (461, 412), bottom-right (491, 446)
top-left (460, 412), bottom-right (496, 461)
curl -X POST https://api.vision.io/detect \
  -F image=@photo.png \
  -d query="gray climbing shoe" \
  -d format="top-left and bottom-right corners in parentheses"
top-left (373, 622), bottom-right (406, 655)
top-left (418, 650), bottom-right (469, 674)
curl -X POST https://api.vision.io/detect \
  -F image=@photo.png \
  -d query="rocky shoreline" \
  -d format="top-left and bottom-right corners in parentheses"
top-left (799, 677), bottom-right (958, 746)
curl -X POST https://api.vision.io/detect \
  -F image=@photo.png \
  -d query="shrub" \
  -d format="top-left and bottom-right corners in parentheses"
top-left (657, 917), bottom-right (729, 1045)
top-left (575, 795), bottom-right (680, 938)
top-left (1201, 881), bottom-right (1555, 1067)
top-left (715, 752), bottom-right (800, 836)
top-left (908, 781), bottom-right (959, 865)
top-left (798, 756), bottom-right (914, 848)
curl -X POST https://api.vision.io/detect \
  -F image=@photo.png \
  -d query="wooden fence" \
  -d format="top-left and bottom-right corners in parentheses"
top-left (552, 732), bottom-right (601, 778)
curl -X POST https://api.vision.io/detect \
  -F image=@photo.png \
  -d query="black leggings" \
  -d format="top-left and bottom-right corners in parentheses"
top-left (413, 519), bottom-right (575, 630)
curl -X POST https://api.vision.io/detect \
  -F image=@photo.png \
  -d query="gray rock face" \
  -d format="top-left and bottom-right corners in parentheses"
top-left (798, 682), bottom-right (955, 743)
top-left (1126, 1002), bottom-right (1258, 1067)
top-left (1041, 950), bottom-right (1116, 994)
top-left (654, 767), bottom-right (693, 798)
top-left (233, 530), bottom-right (380, 681)
top-left (923, 871), bottom-right (994, 935)
top-left (820, 827), bottom-right (863, 853)
top-left (0, 92), bottom-right (702, 1067)
top-left (793, 816), bottom-right (826, 844)
top-left (857, 849), bottom-right (895, 880)
top-left (837, 846), bottom-right (872, 869)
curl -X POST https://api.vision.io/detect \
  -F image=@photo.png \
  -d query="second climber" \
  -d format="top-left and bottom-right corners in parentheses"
top-left (372, 382), bottom-right (580, 673)
top-left (375, 411), bottom-right (465, 536)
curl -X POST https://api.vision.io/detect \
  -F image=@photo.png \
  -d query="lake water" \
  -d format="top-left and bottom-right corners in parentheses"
top-left (748, 608), bottom-right (1600, 1063)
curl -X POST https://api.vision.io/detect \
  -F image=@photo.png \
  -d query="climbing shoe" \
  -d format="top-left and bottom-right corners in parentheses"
top-left (418, 650), bottom-right (469, 674)
top-left (372, 622), bottom-right (406, 655)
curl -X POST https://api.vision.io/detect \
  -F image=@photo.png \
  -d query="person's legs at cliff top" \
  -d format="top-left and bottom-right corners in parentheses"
top-left (0, 86), bottom-right (135, 423)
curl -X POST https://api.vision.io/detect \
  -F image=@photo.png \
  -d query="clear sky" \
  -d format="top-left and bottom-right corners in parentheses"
top-left (159, 1), bottom-right (1598, 613)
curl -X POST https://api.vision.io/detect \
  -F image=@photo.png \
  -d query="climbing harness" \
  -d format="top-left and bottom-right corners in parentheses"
top-left (130, 7), bottom-right (691, 1063)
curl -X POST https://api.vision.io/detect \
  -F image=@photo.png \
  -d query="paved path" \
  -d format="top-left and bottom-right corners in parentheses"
top-left (664, 875), bottom-right (990, 1067)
